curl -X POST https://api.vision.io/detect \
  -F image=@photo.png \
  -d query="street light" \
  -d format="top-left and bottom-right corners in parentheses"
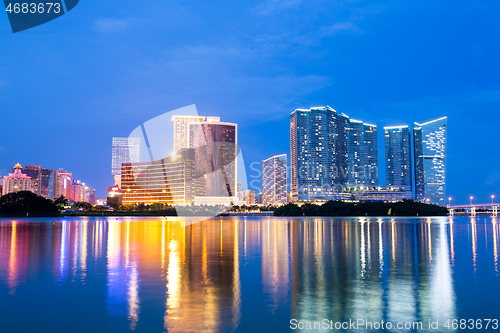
top-left (448, 197), bottom-right (452, 206)
top-left (492, 195), bottom-right (495, 205)
top-left (470, 196), bottom-right (473, 206)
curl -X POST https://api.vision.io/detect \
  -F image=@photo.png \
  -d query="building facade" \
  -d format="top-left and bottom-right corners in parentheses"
top-left (414, 117), bottom-right (447, 205)
top-left (262, 154), bottom-right (288, 206)
top-left (245, 190), bottom-right (255, 205)
top-left (71, 180), bottom-right (86, 202)
top-left (345, 120), bottom-right (378, 186)
top-left (2, 164), bottom-right (35, 195)
top-left (121, 149), bottom-right (196, 205)
top-left (172, 115), bottom-right (205, 153)
top-left (384, 126), bottom-right (412, 188)
top-left (290, 106), bottom-right (379, 202)
top-left (55, 168), bottom-right (73, 200)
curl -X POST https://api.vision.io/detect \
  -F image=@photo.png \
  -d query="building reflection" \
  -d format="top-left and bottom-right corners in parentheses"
top-left (289, 217), bottom-right (457, 331)
top-left (1, 216), bottom-right (500, 331)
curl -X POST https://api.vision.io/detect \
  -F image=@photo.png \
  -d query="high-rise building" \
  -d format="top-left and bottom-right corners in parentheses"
top-left (262, 154), bottom-right (288, 206)
top-left (121, 149), bottom-right (196, 205)
top-left (84, 185), bottom-right (96, 205)
top-left (189, 118), bottom-right (237, 199)
top-left (55, 169), bottom-right (73, 200)
top-left (290, 106), bottom-right (379, 202)
top-left (112, 137), bottom-right (141, 186)
top-left (345, 120), bottom-right (378, 186)
top-left (2, 164), bottom-right (35, 195)
top-left (245, 190), bottom-right (255, 205)
top-left (172, 115), bottom-right (206, 153)
top-left (414, 117), bottom-right (447, 205)
top-left (21, 165), bottom-right (41, 195)
top-left (290, 107), bottom-right (339, 201)
top-left (384, 126), bottom-right (412, 188)
top-left (18, 165), bottom-right (56, 199)
top-left (71, 180), bottom-right (86, 202)
top-left (39, 168), bottom-right (56, 199)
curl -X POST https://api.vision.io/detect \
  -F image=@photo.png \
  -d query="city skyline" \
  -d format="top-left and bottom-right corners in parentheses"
top-left (0, 1), bottom-right (498, 204)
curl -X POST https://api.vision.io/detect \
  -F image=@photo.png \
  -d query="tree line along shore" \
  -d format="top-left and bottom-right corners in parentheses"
top-left (0, 191), bottom-right (448, 217)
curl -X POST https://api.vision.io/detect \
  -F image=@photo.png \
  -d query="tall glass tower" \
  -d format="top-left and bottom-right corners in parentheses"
top-left (111, 137), bottom-right (141, 176)
top-left (262, 154), bottom-right (287, 206)
top-left (384, 126), bottom-right (412, 188)
top-left (413, 117), bottom-right (447, 205)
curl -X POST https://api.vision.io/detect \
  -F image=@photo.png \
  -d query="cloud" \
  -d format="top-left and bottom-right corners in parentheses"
top-left (93, 18), bottom-right (131, 33)
top-left (319, 22), bottom-right (361, 36)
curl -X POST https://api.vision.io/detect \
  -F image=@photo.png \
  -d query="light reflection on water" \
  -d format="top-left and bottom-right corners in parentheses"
top-left (0, 216), bottom-right (499, 332)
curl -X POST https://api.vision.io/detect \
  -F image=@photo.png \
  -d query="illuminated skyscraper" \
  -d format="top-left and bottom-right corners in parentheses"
top-left (2, 164), bottom-right (35, 195)
top-left (262, 154), bottom-right (288, 206)
top-left (112, 137), bottom-right (141, 186)
top-left (55, 168), bottom-right (73, 200)
top-left (290, 107), bottom-right (338, 201)
top-left (345, 120), bottom-right (378, 187)
top-left (414, 117), bottom-right (447, 205)
top-left (290, 106), bottom-right (379, 202)
top-left (189, 118), bottom-right (237, 199)
top-left (384, 126), bottom-right (412, 188)
top-left (172, 115), bottom-right (206, 153)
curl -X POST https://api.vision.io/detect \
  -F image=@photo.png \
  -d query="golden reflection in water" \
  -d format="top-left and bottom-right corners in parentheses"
top-left (262, 219), bottom-right (289, 311)
top-left (2, 217), bottom-right (499, 331)
top-left (427, 218), bottom-right (433, 264)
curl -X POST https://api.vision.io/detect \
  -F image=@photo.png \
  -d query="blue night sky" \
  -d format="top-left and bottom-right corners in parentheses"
top-left (0, 0), bottom-right (499, 204)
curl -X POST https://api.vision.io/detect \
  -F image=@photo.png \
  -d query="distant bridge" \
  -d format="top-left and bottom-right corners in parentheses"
top-left (448, 203), bottom-right (499, 216)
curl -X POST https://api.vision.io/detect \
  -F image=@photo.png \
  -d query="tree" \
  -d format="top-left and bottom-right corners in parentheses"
top-left (0, 191), bottom-right (59, 214)
top-left (54, 195), bottom-right (68, 206)
top-left (74, 201), bottom-right (92, 211)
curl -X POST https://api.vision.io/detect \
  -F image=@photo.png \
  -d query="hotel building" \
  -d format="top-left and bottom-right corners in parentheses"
top-left (414, 117), bottom-right (447, 205)
top-left (262, 154), bottom-right (288, 206)
top-left (121, 149), bottom-right (197, 205)
top-left (2, 164), bottom-right (35, 195)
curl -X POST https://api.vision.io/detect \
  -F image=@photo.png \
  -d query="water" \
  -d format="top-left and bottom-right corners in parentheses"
top-left (0, 216), bottom-right (499, 332)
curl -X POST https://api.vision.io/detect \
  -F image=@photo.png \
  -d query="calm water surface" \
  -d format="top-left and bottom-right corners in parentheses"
top-left (0, 216), bottom-right (499, 332)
